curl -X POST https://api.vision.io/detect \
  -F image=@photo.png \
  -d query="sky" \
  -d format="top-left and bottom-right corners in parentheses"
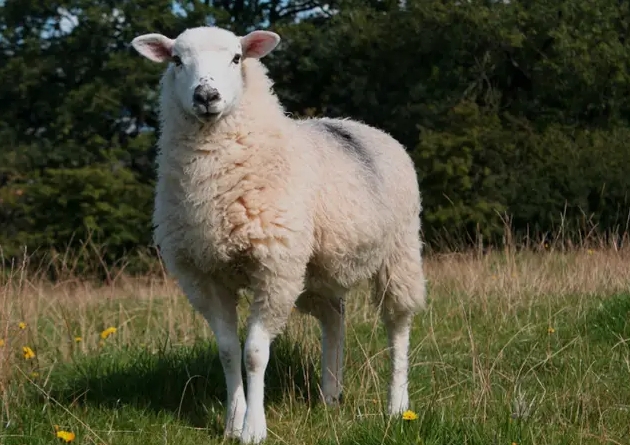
top-left (0, 0), bottom-right (190, 39)
top-left (2, 0), bottom-right (340, 41)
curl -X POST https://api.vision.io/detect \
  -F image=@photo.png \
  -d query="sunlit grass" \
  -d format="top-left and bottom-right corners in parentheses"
top-left (1, 245), bottom-right (629, 444)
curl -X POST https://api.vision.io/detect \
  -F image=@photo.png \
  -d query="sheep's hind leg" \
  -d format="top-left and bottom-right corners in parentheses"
top-left (296, 291), bottom-right (346, 405)
top-left (382, 309), bottom-right (413, 414)
top-left (240, 273), bottom-right (304, 444)
top-left (181, 278), bottom-right (246, 439)
top-left (375, 240), bottom-right (426, 416)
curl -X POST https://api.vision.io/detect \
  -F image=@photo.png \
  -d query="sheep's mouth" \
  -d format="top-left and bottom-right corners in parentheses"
top-left (191, 103), bottom-right (222, 121)
top-left (194, 110), bottom-right (222, 122)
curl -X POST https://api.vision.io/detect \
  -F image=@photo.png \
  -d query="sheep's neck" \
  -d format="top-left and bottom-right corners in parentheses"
top-left (155, 100), bottom-right (292, 269)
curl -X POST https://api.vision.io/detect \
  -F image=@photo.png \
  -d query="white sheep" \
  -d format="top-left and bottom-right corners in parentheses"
top-left (131, 26), bottom-right (426, 444)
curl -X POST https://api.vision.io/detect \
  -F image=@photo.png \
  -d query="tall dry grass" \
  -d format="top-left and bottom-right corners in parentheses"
top-left (1, 230), bottom-right (629, 424)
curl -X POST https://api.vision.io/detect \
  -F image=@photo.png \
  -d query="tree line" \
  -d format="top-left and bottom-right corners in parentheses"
top-left (1, 0), bottom-right (629, 273)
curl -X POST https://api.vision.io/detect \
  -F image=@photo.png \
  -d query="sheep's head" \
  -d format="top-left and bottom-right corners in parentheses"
top-left (131, 26), bottom-right (280, 122)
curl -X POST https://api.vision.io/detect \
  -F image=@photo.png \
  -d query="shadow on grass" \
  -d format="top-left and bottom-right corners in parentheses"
top-left (43, 333), bottom-right (319, 432)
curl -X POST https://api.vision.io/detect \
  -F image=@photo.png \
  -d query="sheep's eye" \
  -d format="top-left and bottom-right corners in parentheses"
top-left (232, 53), bottom-right (242, 64)
top-left (172, 55), bottom-right (182, 67)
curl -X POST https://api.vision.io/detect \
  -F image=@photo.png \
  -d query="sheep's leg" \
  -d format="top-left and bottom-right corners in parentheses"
top-left (180, 278), bottom-right (246, 439)
top-left (375, 238), bottom-right (426, 416)
top-left (383, 310), bottom-right (412, 414)
top-left (296, 291), bottom-right (346, 405)
top-left (320, 297), bottom-right (345, 405)
top-left (241, 318), bottom-right (271, 444)
top-left (240, 274), bottom-right (303, 444)
top-left (207, 295), bottom-right (247, 439)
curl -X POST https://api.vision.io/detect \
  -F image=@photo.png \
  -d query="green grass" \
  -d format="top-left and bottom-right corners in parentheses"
top-left (2, 250), bottom-right (630, 444)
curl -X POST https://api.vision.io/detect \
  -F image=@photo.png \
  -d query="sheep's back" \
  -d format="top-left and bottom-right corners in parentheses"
top-left (296, 117), bottom-right (421, 285)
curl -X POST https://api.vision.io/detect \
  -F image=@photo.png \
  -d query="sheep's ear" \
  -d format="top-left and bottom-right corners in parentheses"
top-left (131, 33), bottom-right (174, 63)
top-left (241, 30), bottom-right (280, 59)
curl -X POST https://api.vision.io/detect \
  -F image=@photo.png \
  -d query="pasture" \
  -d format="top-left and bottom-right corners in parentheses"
top-left (1, 246), bottom-right (629, 444)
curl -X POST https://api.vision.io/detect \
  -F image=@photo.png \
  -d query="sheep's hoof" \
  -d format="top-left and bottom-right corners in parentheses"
top-left (240, 415), bottom-right (267, 444)
top-left (240, 429), bottom-right (266, 444)
top-left (225, 422), bottom-right (244, 441)
top-left (225, 430), bottom-right (242, 441)
top-left (323, 392), bottom-right (344, 406)
top-left (387, 393), bottom-right (410, 416)
top-left (224, 406), bottom-right (246, 440)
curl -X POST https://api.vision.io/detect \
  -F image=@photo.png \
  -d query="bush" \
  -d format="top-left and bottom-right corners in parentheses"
top-left (0, 165), bottom-right (154, 274)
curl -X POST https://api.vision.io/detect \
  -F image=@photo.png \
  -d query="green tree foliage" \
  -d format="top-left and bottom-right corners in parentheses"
top-left (268, 0), bottom-right (630, 246)
top-left (1, 165), bottom-right (153, 263)
top-left (0, 0), bottom-right (629, 273)
top-left (0, 1), bottom-right (208, 272)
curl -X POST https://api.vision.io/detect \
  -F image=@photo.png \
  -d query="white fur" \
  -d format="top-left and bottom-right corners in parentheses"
top-left (243, 321), bottom-right (271, 442)
top-left (131, 25), bottom-right (427, 444)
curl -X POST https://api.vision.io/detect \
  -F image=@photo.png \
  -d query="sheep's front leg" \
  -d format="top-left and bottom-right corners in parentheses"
top-left (184, 279), bottom-right (247, 439)
top-left (240, 319), bottom-right (272, 444)
top-left (207, 298), bottom-right (247, 439)
top-left (240, 275), bottom-right (302, 444)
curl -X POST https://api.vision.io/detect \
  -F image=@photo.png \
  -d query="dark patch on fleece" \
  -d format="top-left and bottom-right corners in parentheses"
top-left (318, 120), bottom-right (378, 177)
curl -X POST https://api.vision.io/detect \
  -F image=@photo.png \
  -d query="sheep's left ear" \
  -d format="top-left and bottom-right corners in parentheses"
top-left (241, 30), bottom-right (280, 59)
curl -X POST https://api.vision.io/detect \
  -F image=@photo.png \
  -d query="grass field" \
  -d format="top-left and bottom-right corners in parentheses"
top-left (1, 246), bottom-right (629, 444)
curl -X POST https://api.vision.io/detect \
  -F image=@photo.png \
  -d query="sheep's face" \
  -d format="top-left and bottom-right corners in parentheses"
top-left (131, 26), bottom-right (280, 122)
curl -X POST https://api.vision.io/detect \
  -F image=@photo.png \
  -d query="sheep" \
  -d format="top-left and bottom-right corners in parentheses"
top-left (130, 25), bottom-right (426, 444)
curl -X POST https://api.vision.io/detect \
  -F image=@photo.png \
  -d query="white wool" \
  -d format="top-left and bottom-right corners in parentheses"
top-left (132, 26), bottom-right (426, 444)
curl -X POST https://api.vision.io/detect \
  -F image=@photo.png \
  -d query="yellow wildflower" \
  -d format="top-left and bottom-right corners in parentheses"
top-left (56, 430), bottom-right (76, 442)
top-left (402, 409), bottom-right (418, 420)
top-left (100, 326), bottom-right (117, 339)
top-left (548, 327), bottom-right (555, 334)
top-left (23, 346), bottom-right (36, 360)
top-left (74, 336), bottom-right (82, 343)
top-left (18, 322), bottom-right (26, 329)
top-left (512, 442), bottom-right (518, 445)
top-left (587, 249), bottom-right (593, 255)
top-left (30, 371), bottom-right (39, 378)
top-left (0, 339), bottom-right (4, 347)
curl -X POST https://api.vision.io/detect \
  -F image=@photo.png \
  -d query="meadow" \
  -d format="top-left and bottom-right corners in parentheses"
top-left (1, 241), bottom-right (629, 445)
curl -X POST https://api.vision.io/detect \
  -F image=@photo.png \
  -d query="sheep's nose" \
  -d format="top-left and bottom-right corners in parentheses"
top-left (193, 85), bottom-right (221, 107)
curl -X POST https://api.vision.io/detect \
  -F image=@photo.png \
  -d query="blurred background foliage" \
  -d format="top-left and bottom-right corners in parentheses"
top-left (1, 0), bottom-right (629, 275)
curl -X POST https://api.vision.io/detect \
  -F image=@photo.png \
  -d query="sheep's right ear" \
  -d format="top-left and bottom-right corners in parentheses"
top-left (131, 33), bottom-right (174, 63)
